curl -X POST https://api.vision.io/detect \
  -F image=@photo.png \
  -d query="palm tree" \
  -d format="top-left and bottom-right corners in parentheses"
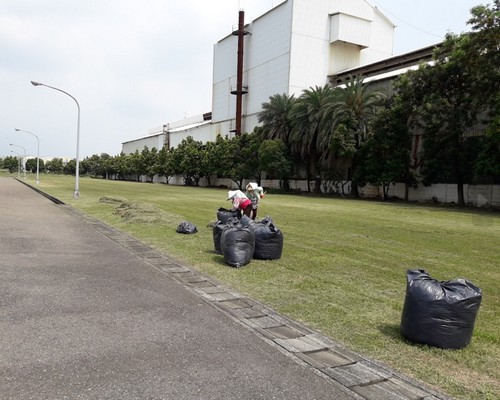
top-left (321, 76), bottom-right (385, 196)
top-left (258, 93), bottom-right (296, 142)
top-left (324, 76), bottom-right (384, 147)
top-left (289, 85), bottom-right (336, 192)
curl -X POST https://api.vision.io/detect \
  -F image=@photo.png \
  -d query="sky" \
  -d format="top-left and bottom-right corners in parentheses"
top-left (0, 0), bottom-right (483, 160)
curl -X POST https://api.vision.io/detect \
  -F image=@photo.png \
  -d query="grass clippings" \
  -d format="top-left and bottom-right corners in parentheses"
top-left (114, 202), bottom-right (180, 224)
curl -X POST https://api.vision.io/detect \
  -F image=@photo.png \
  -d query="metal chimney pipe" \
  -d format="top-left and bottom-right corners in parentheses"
top-left (235, 10), bottom-right (245, 136)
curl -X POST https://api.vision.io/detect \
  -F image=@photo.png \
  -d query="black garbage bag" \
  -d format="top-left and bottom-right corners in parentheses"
top-left (239, 214), bottom-right (254, 227)
top-left (217, 207), bottom-right (239, 224)
top-left (400, 269), bottom-right (482, 349)
top-left (212, 220), bottom-right (226, 254)
top-left (220, 222), bottom-right (255, 268)
top-left (213, 216), bottom-right (253, 254)
top-left (176, 221), bottom-right (198, 234)
top-left (253, 217), bottom-right (283, 260)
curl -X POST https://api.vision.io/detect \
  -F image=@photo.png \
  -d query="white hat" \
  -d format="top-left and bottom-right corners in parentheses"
top-left (227, 190), bottom-right (246, 200)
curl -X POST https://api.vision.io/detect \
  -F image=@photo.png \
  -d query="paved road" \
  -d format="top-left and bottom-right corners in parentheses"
top-left (0, 177), bottom-right (450, 400)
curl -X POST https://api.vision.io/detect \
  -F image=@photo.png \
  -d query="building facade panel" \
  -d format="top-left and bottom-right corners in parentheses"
top-left (212, 37), bottom-right (238, 85)
top-left (361, 9), bottom-right (394, 63)
top-left (289, 34), bottom-right (331, 94)
top-left (330, 0), bottom-right (374, 21)
top-left (330, 13), bottom-right (371, 48)
top-left (329, 42), bottom-right (362, 74)
top-left (244, 54), bottom-right (291, 116)
top-left (211, 80), bottom-right (236, 124)
top-left (212, 0), bottom-right (292, 126)
top-left (244, 1), bottom-right (292, 70)
top-left (122, 135), bottom-right (163, 154)
top-left (169, 123), bottom-right (214, 149)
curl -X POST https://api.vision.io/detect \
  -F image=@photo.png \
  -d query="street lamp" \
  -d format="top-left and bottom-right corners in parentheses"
top-left (31, 80), bottom-right (81, 198)
top-left (15, 128), bottom-right (40, 184)
top-left (10, 150), bottom-right (22, 179)
top-left (10, 143), bottom-right (26, 180)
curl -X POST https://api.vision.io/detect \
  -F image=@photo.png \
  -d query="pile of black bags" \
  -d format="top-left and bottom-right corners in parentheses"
top-left (400, 269), bottom-right (482, 349)
top-left (213, 212), bottom-right (284, 268)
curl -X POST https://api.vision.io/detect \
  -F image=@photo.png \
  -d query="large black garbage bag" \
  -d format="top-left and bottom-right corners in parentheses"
top-left (214, 216), bottom-right (253, 254)
top-left (217, 207), bottom-right (239, 224)
top-left (220, 222), bottom-right (255, 268)
top-left (253, 217), bottom-right (283, 260)
top-left (400, 269), bottom-right (482, 349)
top-left (212, 220), bottom-right (225, 254)
top-left (176, 221), bottom-right (198, 234)
top-left (239, 214), bottom-right (254, 227)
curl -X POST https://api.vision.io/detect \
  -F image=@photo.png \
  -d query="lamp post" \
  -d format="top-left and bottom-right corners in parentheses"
top-left (31, 80), bottom-right (80, 198)
top-left (15, 128), bottom-right (40, 184)
top-left (10, 150), bottom-right (21, 179)
top-left (10, 143), bottom-right (26, 180)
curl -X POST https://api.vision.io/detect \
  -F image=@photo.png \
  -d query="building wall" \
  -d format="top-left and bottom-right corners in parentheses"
top-left (211, 0), bottom-right (293, 135)
top-left (122, 134), bottom-right (164, 154)
top-left (243, 2), bottom-right (293, 124)
top-left (149, 172), bottom-right (500, 208)
top-left (169, 122), bottom-right (214, 149)
top-left (360, 7), bottom-right (395, 64)
top-left (364, 183), bottom-right (500, 208)
top-left (290, 0), bottom-right (394, 92)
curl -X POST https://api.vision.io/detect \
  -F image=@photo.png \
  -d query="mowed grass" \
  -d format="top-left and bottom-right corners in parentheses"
top-left (31, 174), bottom-right (500, 399)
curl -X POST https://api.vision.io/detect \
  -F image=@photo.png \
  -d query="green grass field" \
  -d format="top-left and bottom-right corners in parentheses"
top-left (18, 174), bottom-right (500, 399)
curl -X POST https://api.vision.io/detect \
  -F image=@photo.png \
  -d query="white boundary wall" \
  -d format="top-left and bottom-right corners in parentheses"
top-left (388, 183), bottom-right (500, 207)
top-left (144, 173), bottom-right (499, 208)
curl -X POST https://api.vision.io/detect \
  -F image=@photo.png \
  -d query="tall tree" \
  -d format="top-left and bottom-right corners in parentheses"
top-left (258, 93), bottom-right (296, 142)
top-left (226, 132), bottom-right (262, 188)
top-left (398, 2), bottom-right (499, 205)
top-left (45, 158), bottom-right (63, 174)
top-left (128, 150), bottom-right (143, 182)
top-left (321, 77), bottom-right (385, 197)
top-left (83, 154), bottom-right (105, 178)
top-left (25, 158), bottom-right (45, 174)
top-left (142, 146), bottom-right (158, 182)
top-left (152, 146), bottom-right (176, 184)
top-left (355, 99), bottom-right (416, 200)
top-left (171, 136), bottom-right (204, 186)
top-left (259, 139), bottom-right (293, 190)
top-left (289, 85), bottom-right (335, 192)
top-left (468, 1), bottom-right (500, 181)
top-left (200, 135), bottom-right (233, 187)
top-left (3, 156), bottom-right (19, 173)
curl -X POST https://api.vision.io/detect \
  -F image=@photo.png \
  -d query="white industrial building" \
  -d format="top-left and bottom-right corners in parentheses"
top-left (122, 0), bottom-right (396, 153)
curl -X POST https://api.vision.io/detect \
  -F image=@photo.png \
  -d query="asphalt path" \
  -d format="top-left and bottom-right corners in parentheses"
top-left (0, 177), bottom-right (356, 400)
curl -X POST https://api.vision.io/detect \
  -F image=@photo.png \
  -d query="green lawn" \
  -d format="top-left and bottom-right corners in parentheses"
top-left (25, 174), bottom-right (500, 399)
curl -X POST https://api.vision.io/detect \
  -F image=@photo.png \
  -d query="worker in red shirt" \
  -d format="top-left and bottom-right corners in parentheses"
top-left (227, 190), bottom-right (252, 218)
